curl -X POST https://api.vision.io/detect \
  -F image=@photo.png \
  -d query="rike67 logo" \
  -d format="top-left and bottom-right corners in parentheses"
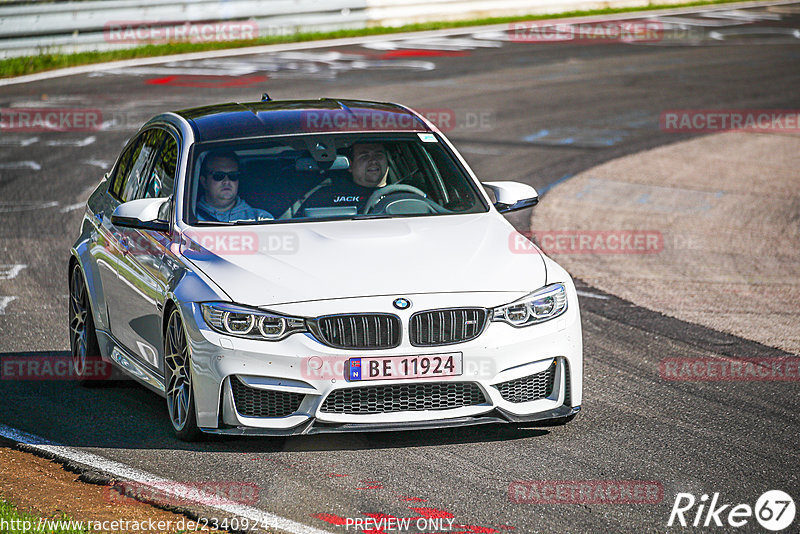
top-left (668, 490), bottom-right (795, 531)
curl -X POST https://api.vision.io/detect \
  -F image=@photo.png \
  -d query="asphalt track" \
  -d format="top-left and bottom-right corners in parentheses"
top-left (1, 2), bottom-right (799, 533)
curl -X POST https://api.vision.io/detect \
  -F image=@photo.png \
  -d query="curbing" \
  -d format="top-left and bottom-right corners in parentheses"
top-left (0, 424), bottom-right (334, 534)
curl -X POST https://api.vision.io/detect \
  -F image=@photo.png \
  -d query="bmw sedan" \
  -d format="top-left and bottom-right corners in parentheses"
top-left (69, 97), bottom-right (582, 441)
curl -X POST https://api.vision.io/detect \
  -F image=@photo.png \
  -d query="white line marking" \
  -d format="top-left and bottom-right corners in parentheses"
top-left (44, 136), bottom-right (96, 147)
top-left (0, 424), bottom-right (334, 534)
top-left (60, 202), bottom-right (85, 213)
top-left (0, 296), bottom-right (17, 314)
top-left (0, 0), bottom-right (790, 87)
top-left (0, 201), bottom-right (59, 213)
top-left (83, 158), bottom-right (111, 169)
top-left (577, 290), bottom-right (610, 300)
top-left (700, 8), bottom-right (783, 20)
top-left (0, 136), bottom-right (38, 147)
top-left (362, 36), bottom-right (502, 51)
top-left (0, 265), bottom-right (27, 280)
top-left (8, 97), bottom-right (88, 106)
top-left (0, 161), bottom-right (41, 171)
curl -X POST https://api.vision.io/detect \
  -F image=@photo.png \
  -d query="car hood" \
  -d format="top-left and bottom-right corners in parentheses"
top-left (180, 214), bottom-right (545, 306)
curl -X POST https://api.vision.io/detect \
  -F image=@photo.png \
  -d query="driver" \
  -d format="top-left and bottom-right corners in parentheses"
top-left (300, 143), bottom-right (389, 213)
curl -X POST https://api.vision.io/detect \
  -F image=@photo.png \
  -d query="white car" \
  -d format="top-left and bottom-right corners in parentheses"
top-left (69, 97), bottom-right (582, 440)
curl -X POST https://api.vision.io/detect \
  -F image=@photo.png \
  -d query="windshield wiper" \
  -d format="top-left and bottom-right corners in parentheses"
top-left (194, 220), bottom-right (234, 226)
top-left (195, 214), bottom-right (393, 226)
top-left (193, 219), bottom-right (277, 226)
top-left (349, 214), bottom-right (393, 220)
top-left (233, 219), bottom-right (279, 225)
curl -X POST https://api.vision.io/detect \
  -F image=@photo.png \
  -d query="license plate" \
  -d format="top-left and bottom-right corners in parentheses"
top-left (347, 353), bottom-right (463, 381)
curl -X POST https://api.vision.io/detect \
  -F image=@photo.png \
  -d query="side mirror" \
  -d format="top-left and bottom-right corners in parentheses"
top-left (111, 198), bottom-right (170, 232)
top-left (482, 181), bottom-right (539, 213)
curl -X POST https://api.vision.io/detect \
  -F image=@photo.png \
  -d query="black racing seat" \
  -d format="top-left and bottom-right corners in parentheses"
top-left (238, 158), bottom-right (300, 217)
top-left (239, 157), bottom-right (351, 219)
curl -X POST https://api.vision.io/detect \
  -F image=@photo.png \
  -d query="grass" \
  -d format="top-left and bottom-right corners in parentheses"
top-left (0, 0), bottom-right (751, 78)
top-left (0, 500), bottom-right (91, 534)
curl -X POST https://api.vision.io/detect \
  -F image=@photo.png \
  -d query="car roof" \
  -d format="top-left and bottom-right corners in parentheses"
top-left (175, 98), bottom-right (432, 143)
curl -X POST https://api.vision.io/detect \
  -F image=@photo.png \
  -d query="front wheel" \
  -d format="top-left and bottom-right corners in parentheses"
top-left (164, 308), bottom-right (202, 441)
top-left (68, 264), bottom-right (104, 386)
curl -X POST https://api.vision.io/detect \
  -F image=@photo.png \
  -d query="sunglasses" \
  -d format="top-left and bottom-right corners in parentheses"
top-left (208, 171), bottom-right (242, 182)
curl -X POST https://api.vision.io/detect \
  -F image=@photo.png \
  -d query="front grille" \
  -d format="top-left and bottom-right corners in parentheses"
top-left (493, 365), bottom-right (556, 403)
top-left (314, 314), bottom-right (401, 349)
top-left (230, 377), bottom-right (304, 418)
top-left (410, 308), bottom-right (488, 346)
top-left (320, 382), bottom-right (487, 414)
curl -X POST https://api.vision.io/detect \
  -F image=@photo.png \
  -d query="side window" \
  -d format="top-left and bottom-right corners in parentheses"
top-left (120, 130), bottom-right (164, 202)
top-left (109, 139), bottom-right (139, 199)
top-left (142, 133), bottom-right (178, 200)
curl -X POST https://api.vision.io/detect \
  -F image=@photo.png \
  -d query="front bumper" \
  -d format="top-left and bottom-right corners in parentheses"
top-left (179, 289), bottom-right (583, 435)
top-left (200, 405), bottom-right (581, 436)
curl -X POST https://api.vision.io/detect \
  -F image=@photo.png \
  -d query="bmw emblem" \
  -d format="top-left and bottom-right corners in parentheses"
top-left (393, 298), bottom-right (411, 310)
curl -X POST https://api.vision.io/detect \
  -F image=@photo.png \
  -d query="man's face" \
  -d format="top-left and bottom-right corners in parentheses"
top-left (200, 156), bottom-right (239, 210)
top-left (350, 144), bottom-right (388, 188)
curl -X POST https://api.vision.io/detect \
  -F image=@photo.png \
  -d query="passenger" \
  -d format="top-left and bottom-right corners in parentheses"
top-left (197, 150), bottom-right (273, 222)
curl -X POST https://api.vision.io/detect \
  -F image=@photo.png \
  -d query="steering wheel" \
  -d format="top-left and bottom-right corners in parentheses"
top-left (363, 184), bottom-right (429, 214)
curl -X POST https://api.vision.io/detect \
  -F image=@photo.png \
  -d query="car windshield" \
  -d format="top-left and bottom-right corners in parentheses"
top-left (186, 133), bottom-right (488, 225)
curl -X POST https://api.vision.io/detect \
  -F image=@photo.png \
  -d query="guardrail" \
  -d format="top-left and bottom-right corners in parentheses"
top-left (0, 0), bottom-right (369, 58)
top-left (0, 0), bottom-right (692, 59)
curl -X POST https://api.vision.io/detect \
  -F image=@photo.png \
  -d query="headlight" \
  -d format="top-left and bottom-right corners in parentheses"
top-left (201, 302), bottom-right (306, 341)
top-left (491, 283), bottom-right (568, 327)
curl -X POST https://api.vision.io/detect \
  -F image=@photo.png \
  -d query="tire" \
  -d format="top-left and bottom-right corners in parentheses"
top-left (68, 263), bottom-right (106, 387)
top-left (164, 307), bottom-right (203, 442)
